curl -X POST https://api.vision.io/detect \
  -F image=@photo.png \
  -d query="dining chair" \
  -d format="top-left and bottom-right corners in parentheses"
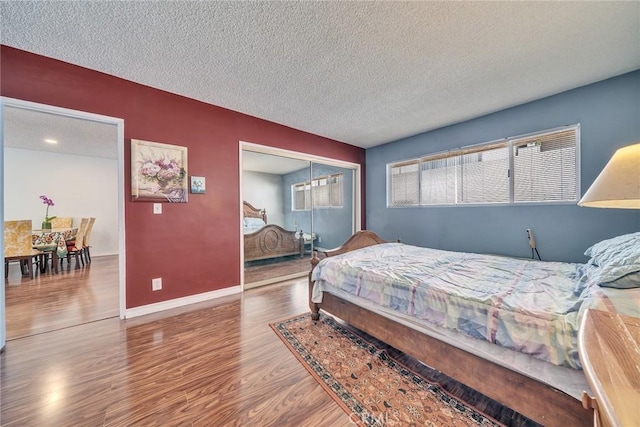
top-left (4, 220), bottom-right (43, 279)
top-left (33, 226), bottom-right (82, 274)
top-left (50, 217), bottom-right (73, 228)
top-left (62, 217), bottom-right (89, 269)
top-left (82, 217), bottom-right (96, 264)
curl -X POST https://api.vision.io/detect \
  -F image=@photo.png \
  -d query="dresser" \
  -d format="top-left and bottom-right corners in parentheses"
top-left (578, 309), bottom-right (640, 426)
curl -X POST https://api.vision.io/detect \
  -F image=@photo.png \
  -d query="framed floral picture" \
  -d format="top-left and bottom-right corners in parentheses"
top-left (190, 176), bottom-right (206, 194)
top-left (131, 139), bottom-right (188, 203)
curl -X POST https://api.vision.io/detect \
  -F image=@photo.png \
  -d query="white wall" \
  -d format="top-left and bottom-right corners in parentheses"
top-left (242, 170), bottom-right (285, 226)
top-left (4, 148), bottom-right (118, 256)
top-left (1, 108), bottom-right (5, 351)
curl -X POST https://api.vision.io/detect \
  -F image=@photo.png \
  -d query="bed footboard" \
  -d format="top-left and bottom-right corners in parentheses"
top-left (244, 224), bottom-right (303, 262)
top-left (308, 286), bottom-right (591, 426)
top-left (309, 230), bottom-right (387, 320)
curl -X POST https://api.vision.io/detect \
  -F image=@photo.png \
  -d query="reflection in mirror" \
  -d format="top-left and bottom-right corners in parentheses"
top-left (242, 151), bottom-right (309, 230)
top-left (309, 162), bottom-right (354, 253)
top-left (242, 150), bottom-right (311, 288)
top-left (242, 149), bottom-right (358, 289)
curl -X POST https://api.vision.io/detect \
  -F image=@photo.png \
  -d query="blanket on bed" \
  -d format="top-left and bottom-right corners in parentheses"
top-left (311, 243), bottom-right (600, 369)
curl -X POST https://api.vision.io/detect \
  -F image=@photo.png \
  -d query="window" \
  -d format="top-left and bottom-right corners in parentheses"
top-left (293, 182), bottom-right (311, 210)
top-left (390, 161), bottom-right (420, 206)
top-left (330, 173), bottom-right (343, 207)
top-left (421, 157), bottom-right (456, 205)
top-left (388, 125), bottom-right (579, 207)
top-left (293, 173), bottom-right (343, 210)
top-left (512, 129), bottom-right (578, 202)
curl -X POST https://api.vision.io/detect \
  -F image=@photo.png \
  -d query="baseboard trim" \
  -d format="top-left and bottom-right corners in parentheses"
top-left (244, 271), bottom-right (307, 290)
top-left (124, 285), bottom-right (242, 319)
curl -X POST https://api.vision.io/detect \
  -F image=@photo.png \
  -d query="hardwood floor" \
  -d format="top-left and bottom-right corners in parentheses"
top-left (1, 277), bottom-right (352, 426)
top-left (5, 252), bottom-right (312, 339)
top-left (4, 255), bottom-right (119, 340)
top-left (244, 256), bottom-right (311, 287)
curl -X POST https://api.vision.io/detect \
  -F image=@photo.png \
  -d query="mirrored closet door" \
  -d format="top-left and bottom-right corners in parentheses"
top-left (309, 162), bottom-right (355, 254)
top-left (241, 147), bottom-right (358, 289)
top-left (242, 151), bottom-right (311, 288)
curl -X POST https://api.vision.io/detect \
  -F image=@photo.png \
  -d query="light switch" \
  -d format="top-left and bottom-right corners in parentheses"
top-left (153, 203), bottom-right (162, 214)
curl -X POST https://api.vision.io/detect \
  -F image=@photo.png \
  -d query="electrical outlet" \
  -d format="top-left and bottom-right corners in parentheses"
top-left (152, 277), bottom-right (162, 291)
top-left (153, 203), bottom-right (162, 214)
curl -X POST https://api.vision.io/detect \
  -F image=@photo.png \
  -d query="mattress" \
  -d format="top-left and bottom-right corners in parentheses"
top-left (311, 242), bottom-right (604, 369)
top-left (315, 284), bottom-right (592, 399)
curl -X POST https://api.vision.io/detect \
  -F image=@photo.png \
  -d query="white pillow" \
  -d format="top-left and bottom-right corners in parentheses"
top-left (244, 217), bottom-right (265, 228)
top-left (599, 272), bottom-right (640, 289)
top-left (585, 232), bottom-right (640, 284)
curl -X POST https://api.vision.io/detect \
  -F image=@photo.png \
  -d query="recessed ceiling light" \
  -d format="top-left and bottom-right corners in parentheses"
top-left (44, 139), bottom-right (58, 144)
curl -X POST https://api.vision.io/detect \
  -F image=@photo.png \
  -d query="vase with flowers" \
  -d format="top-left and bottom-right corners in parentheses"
top-left (40, 195), bottom-right (56, 229)
top-left (139, 156), bottom-right (185, 192)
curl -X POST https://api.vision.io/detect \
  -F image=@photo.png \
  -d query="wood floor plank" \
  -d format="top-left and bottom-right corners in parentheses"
top-left (3, 407), bottom-right (107, 427)
top-left (103, 392), bottom-right (191, 427)
top-left (5, 255), bottom-right (521, 426)
top-left (1, 373), bottom-right (113, 427)
top-left (2, 257), bottom-right (351, 426)
top-left (4, 254), bottom-right (120, 339)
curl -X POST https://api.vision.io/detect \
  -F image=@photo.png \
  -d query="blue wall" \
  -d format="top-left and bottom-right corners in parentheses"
top-left (366, 71), bottom-right (640, 263)
top-left (283, 163), bottom-right (354, 250)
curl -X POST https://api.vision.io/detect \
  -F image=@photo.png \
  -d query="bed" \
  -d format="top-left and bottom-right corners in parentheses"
top-left (308, 230), bottom-right (640, 427)
top-left (243, 201), bottom-right (303, 262)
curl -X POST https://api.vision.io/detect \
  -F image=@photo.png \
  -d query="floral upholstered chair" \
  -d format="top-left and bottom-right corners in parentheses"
top-left (62, 217), bottom-right (89, 269)
top-left (81, 217), bottom-right (96, 264)
top-left (4, 220), bottom-right (43, 279)
top-left (50, 217), bottom-right (73, 228)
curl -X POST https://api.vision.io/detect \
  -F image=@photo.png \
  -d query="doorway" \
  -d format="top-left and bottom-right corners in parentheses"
top-left (240, 142), bottom-right (361, 289)
top-left (1, 97), bottom-right (125, 346)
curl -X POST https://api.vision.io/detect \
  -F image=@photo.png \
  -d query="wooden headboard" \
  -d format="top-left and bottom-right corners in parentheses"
top-left (243, 201), bottom-right (267, 223)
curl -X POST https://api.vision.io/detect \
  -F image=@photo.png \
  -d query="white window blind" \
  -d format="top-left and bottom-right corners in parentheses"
top-left (458, 144), bottom-right (509, 204)
top-left (293, 173), bottom-right (343, 210)
top-left (512, 128), bottom-right (578, 202)
top-left (390, 161), bottom-right (419, 205)
top-left (330, 174), bottom-right (343, 207)
top-left (388, 125), bottom-right (579, 207)
top-left (420, 157), bottom-right (458, 205)
top-left (420, 143), bottom-right (509, 205)
top-left (294, 183), bottom-right (311, 210)
top-left (312, 177), bottom-right (330, 207)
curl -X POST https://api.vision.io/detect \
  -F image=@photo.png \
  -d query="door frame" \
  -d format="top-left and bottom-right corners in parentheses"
top-left (0, 97), bottom-right (126, 349)
top-left (239, 141), bottom-right (361, 289)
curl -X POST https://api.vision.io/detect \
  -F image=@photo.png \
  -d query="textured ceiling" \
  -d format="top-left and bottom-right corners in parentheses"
top-left (3, 106), bottom-right (118, 160)
top-left (1, 1), bottom-right (639, 149)
top-left (243, 150), bottom-right (310, 175)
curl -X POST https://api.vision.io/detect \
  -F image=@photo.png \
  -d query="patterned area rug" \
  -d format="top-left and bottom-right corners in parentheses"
top-left (271, 313), bottom-right (539, 427)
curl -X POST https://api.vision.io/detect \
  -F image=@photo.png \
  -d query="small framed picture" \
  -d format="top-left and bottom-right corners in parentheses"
top-left (190, 176), bottom-right (206, 194)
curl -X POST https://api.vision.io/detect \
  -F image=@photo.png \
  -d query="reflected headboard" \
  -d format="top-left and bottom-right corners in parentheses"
top-left (243, 201), bottom-right (267, 223)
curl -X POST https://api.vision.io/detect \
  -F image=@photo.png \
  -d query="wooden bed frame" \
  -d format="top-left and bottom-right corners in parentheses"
top-left (243, 201), bottom-right (303, 262)
top-left (308, 230), bottom-right (592, 427)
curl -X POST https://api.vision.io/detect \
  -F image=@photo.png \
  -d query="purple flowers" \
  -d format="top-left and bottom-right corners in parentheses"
top-left (40, 195), bottom-right (56, 223)
top-left (40, 195), bottom-right (54, 207)
top-left (140, 157), bottom-right (184, 183)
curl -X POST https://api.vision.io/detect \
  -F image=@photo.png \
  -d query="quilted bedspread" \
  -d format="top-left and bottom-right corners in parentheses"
top-left (311, 242), bottom-right (599, 369)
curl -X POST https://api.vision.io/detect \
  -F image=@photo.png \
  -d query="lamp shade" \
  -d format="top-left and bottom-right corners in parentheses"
top-left (578, 143), bottom-right (640, 209)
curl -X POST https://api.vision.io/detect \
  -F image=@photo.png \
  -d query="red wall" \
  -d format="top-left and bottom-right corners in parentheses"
top-left (1, 46), bottom-right (366, 309)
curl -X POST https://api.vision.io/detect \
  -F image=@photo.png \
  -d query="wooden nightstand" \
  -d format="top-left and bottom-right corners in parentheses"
top-left (578, 309), bottom-right (640, 427)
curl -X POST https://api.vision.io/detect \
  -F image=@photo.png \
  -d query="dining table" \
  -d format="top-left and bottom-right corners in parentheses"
top-left (32, 227), bottom-right (78, 274)
top-left (32, 228), bottom-right (78, 247)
